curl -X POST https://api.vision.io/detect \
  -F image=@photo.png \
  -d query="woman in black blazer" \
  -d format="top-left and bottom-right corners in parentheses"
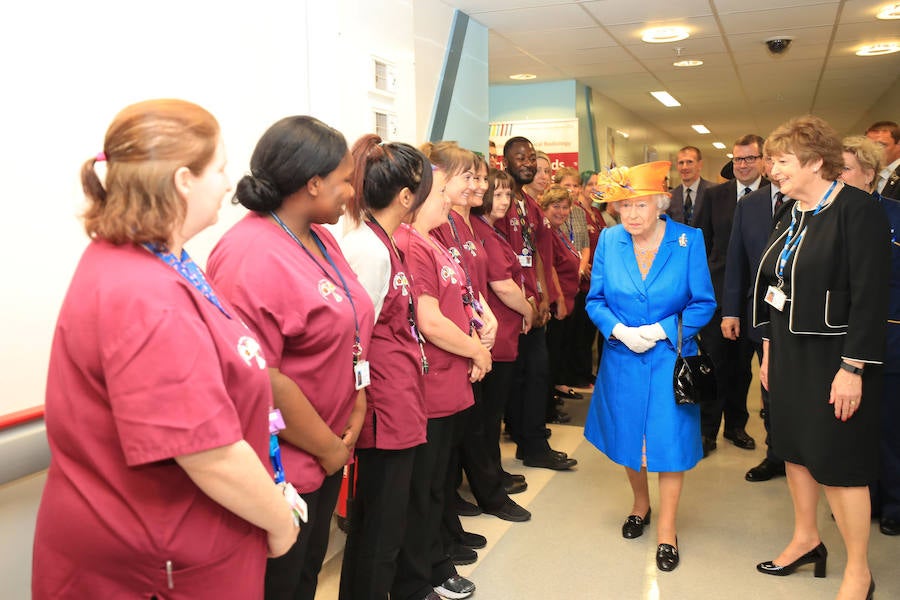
top-left (752, 116), bottom-right (890, 600)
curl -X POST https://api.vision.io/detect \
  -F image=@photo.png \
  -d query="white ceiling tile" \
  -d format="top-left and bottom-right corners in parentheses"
top-left (501, 26), bottom-right (619, 51)
top-left (579, 0), bottom-right (713, 26)
top-left (467, 3), bottom-right (591, 32)
top-left (718, 5), bottom-right (839, 34)
top-left (713, 0), bottom-right (840, 14)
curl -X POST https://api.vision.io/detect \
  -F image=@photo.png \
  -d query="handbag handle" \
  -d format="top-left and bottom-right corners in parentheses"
top-left (676, 313), bottom-right (684, 357)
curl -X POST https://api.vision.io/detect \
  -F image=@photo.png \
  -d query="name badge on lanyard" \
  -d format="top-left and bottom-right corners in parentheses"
top-left (764, 285), bottom-right (787, 311)
top-left (519, 248), bottom-right (533, 267)
top-left (354, 360), bottom-right (371, 390)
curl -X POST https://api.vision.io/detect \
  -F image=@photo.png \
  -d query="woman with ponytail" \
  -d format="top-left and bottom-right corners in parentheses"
top-left (207, 116), bottom-right (375, 600)
top-left (34, 99), bottom-right (298, 600)
top-left (333, 135), bottom-right (430, 600)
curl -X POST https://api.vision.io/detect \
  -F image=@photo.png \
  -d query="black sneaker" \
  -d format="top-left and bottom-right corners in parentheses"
top-left (449, 543), bottom-right (477, 566)
top-left (434, 575), bottom-right (476, 599)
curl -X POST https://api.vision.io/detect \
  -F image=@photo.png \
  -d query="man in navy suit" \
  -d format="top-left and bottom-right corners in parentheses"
top-left (694, 134), bottom-right (766, 456)
top-left (667, 146), bottom-right (713, 225)
top-left (721, 156), bottom-right (790, 481)
top-left (866, 121), bottom-right (900, 200)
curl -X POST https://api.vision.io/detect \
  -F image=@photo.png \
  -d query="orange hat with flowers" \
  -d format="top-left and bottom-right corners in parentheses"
top-left (591, 161), bottom-right (671, 203)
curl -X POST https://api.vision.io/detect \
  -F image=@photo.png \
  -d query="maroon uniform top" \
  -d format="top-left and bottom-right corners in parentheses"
top-left (394, 224), bottom-right (475, 418)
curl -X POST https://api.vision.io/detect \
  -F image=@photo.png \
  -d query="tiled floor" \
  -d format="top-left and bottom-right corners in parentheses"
top-left (315, 382), bottom-right (899, 599)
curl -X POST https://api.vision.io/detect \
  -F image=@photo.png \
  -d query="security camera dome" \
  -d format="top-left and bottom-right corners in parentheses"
top-left (765, 37), bottom-right (794, 54)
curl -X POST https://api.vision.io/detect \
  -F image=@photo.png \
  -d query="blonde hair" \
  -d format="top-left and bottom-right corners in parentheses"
top-left (420, 141), bottom-right (475, 177)
top-left (842, 136), bottom-right (883, 193)
top-left (540, 184), bottom-right (572, 211)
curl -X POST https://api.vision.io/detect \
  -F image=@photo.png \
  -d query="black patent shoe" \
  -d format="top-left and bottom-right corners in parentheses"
top-left (622, 508), bottom-right (651, 539)
top-left (656, 539), bottom-right (679, 572)
top-left (867, 577), bottom-right (875, 600)
top-left (756, 542), bottom-right (827, 577)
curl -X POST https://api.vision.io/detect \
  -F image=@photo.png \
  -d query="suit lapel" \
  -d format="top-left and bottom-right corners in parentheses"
top-left (617, 231), bottom-right (646, 292)
top-left (643, 218), bottom-right (675, 289)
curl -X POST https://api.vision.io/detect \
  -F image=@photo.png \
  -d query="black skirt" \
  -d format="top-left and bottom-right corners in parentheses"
top-left (767, 302), bottom-right (881, 486)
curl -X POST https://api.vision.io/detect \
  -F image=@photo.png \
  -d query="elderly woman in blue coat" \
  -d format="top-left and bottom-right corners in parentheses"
top-left (584, 161), bottom-right (715, 572)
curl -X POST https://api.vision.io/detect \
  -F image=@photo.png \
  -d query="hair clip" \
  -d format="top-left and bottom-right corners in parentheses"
top-left (95, 152), bottom-right (107, 162)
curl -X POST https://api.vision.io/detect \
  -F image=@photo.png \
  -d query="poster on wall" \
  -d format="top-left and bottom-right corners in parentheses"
top-left (489, 118), bottom-right (579, 173)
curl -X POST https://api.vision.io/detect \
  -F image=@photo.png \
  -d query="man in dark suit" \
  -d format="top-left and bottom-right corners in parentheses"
top-left (866, 121), bottom-right (900, 200)
top-left (721, 162), bottom-right (790, 481)
top-left (667, 146), bottom-right (713, 225)
top-left (694, 134), bottom-right (767, 456)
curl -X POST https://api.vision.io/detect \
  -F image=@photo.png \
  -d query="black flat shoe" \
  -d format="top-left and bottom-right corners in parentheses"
top-left (555, 387), bottom-right (583, 400)
top-left (756, 542), bottom-right (827, 577)
top-left (622, 508), bottom-right (651, 539)
top-left (723, 428), bottom-right (756, 450)
top-left (879, 516), bottom-right (900, 535)
top-left (745, 458), bottom-right (786, 482)
top-left (867, 576), bottom-right (875, 600)
top-left (656, 539), bottom-right (679, 572)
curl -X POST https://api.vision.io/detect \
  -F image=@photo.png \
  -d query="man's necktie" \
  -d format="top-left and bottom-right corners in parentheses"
top-left (773, 191), bottom-right (784, 215)
top-left (742, 186), bottom-right (752, 197)
top-left (684, 188), bottom-right (693, 224)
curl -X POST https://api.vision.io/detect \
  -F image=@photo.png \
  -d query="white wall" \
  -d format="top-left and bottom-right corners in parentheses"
top-left (0, 0), bottom-right (441, 418)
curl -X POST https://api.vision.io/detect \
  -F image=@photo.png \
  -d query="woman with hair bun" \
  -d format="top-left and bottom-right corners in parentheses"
top-left (208, 116), bottom-right (375, 600)
top-left (33, 99), bottom-right (299, 600)
top-left (332, 134), bottom-right (431, 600)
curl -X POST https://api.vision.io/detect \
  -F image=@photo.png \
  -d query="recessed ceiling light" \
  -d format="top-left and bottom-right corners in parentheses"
top-left (876, 3), bottom-right (900, 19)
top-left (856, 43), bottom-right (900, 56)
top-left (615, 130), bottom-right (630, 139)
top-left (509, 73), bottom-right (537, 80)
top-left (712, 142), bottom-right (726, 149)
top-left (673, 59), bottom-right (704, 67)
top-left (650, 91), bottom-right (681, 107)
top-left (642, 27), bottom-right (690, 44)
top-left (692, 124), bottom-right (711, 134)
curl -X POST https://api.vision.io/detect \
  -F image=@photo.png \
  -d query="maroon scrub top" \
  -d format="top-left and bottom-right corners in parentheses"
top-left (471, 216), bottom-right (524, 362)
top-left (494, 191), bottom-right (554, 303)
top-left (208, 214), bottom-right (375, 493)
top-left (394, 224), bottom-right (475, 418)
top-left (551, 227), bottom-right (581, 315)
top-left (33, 241), bottom-right (271, 600)
top-left (432, 211), bottom-right (489, 300)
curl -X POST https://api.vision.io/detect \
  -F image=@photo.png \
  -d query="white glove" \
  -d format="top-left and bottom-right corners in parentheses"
top-left (636, 323), bottom-right (667, 342)
top-left (612, 323), bottom-right (657, 354)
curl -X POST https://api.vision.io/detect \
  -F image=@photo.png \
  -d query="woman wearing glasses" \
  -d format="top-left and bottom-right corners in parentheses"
top-left (584, 161), bottom-right (715, 573)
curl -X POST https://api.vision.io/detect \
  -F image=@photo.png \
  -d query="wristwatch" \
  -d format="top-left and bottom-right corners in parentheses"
top-left (839, 360), bottom-right (864, 375)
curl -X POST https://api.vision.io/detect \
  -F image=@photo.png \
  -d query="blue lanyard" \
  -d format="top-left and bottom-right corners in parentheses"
top-left (776, 180), bottom-right (837, 283)
top-left (556, 227), bottom-right (580, 258)
top-left (143, 244), bottom-right (230, 317)
top-left (270, 212), bottom-right (362, 364)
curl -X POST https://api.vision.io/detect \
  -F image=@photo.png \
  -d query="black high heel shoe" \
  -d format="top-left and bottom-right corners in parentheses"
top-left (621, 508), bottom-right (651, 539)
top-left (756, 542), bottom-right (827, 577)
top-left (866, 576), bottom-right (875, 600)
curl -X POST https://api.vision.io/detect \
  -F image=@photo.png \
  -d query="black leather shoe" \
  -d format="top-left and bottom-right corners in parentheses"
top-left (484, 497), bottom-right (531, 522)
top-left (880, 516), bottom-right (900, 535)
top-left (759, 408), bottom-right (768, 419)
top-left (449, 543), bottom-right (477, 566)
top-left (454, 494), bottom-right (482, 517)
top-left (544, 426), bottom-right (552, 438)
top-left (622, 508), bottom-right (651, 539)
top-left (723, 428), bottom-right (756, 450)
top-left (546, 409), bottom-right (571, 424)
top-left (555, 387), bottom-right (583, 400)
top-left (503, 479), bottom-right (528, 494)
top-left (756, 542), bottom-right (827, 577)
top-left (702, 436), bottom-right (717, 458)
top-left (515, 447), bottom-right (567, 460)
top-left (522, 452), bottom-right (577, 470)
top-left (656, 540), bottom-right (679, 572)
top-left (866, 577), bottom-right (875, 600)
top-left (456, 531), bottom-right (486, 549)
top-left (745, 458), bottom-right (786, 482)
top-left (502, 470), bottom-right (526, 483)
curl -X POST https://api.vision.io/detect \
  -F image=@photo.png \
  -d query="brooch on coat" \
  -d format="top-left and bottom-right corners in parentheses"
top-left (678, 233), bottom-right (687, 247)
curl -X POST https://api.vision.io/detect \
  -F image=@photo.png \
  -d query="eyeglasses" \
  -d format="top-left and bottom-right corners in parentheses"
top-left (733, 155), bottom-right (761, 165)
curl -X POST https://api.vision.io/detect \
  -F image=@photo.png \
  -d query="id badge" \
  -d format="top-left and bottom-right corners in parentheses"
top-left (280, 482), bottom-right (308, 525)
top-left (764, 285), bottom-right (787, 311)
top-left (518, 254), bottom-right (533, 267)
top-left (354, 360), bottom-right (371, 390)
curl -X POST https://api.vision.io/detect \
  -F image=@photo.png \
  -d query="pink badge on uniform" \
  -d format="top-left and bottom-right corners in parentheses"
top-left (236, 336), bottom-right (267, 369)
top-left (318, 278), bottom-right (343, 302)
top-left (393, 272), bottom-right (410, 296)
top-left (463, 241), bottom-right (478, 256)
top-left (510, 217), bottom-right (519, 232)
top-left (448, 246), bottom-right (462, 262)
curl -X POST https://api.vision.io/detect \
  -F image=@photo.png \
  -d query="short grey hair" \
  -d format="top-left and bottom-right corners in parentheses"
top-left (651, 193), bottom-right (671, 212)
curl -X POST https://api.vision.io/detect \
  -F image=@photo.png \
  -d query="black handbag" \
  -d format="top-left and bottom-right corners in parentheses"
top-left (673, 314), bottom-right (716, 406)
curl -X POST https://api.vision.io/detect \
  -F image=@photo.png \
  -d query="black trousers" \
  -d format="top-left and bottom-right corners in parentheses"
top-left (570, 290), bottom-right (597, 383)
top-left (339, 446), bottom-right (417, 600)
top-left (507, 325), bottom-right (552, 458)
top-left (873, 371), bottom-right (900, 519)
top-left (482, 361), bottom-right (516, 475)
top-left (699, 313), bottom-right (752, 438)
top-left (453, 382), bottom-right (507, 512)
top-left (392, 414), bottom-right (458, 600)
top-left (265, 471), bottom-right (343, 600)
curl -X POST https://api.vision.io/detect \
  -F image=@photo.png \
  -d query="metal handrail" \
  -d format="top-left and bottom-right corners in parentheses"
top-left (0, 405), bottom-right (45, 430)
